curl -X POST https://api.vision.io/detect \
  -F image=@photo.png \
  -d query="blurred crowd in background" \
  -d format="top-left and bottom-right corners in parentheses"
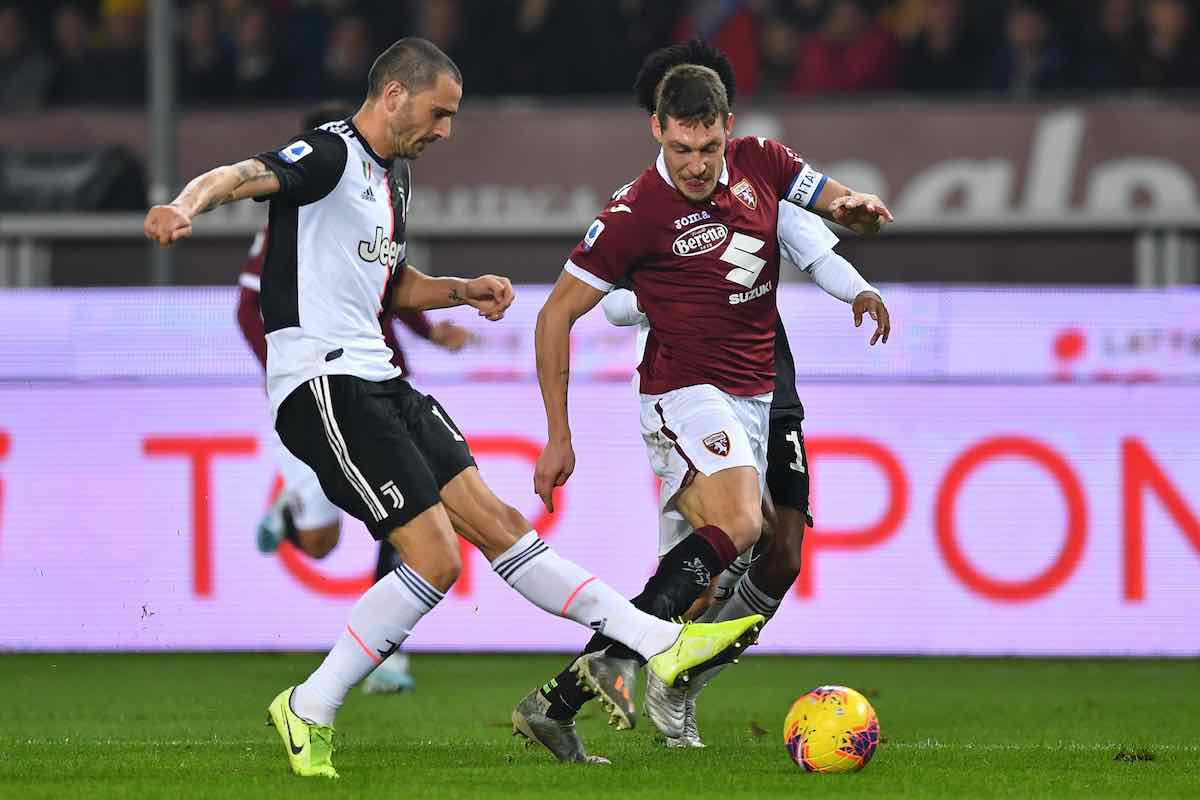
top-left (1, 0), bottom-right (1198, 110)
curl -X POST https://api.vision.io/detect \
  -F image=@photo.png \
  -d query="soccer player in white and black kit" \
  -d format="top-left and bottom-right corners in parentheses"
top-left (144, 38), bottom-right (764, 778)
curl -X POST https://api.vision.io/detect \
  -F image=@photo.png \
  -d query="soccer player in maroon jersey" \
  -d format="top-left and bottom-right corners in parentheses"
top-left (237, 105), bottom-right (472, 693)
top-left (520, 46), bottom-right (892, 758)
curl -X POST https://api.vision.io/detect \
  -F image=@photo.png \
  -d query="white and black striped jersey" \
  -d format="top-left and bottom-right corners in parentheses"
top-left (255, 118), bottom-right (412, 414)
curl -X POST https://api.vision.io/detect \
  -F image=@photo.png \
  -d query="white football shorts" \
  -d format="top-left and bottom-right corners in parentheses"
top-left (639, 383), bottom-right (770, 555)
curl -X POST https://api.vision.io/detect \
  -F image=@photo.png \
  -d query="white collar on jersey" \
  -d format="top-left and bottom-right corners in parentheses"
top-left (655, 149), bottom-right (730, 190)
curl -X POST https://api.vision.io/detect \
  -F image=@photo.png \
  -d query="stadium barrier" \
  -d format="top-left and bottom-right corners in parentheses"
top-left (0, 101), bottom-right (1198, 286)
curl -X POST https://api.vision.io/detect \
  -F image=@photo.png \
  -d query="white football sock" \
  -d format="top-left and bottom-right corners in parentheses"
top-left (291, 563), bottom-right (442, 725)
top-left (715, 572), bottom-right (782, 624)
top-left (491, 531), bottom-right (681, 661)
top-left (698, 550), bottom-right (753, 622)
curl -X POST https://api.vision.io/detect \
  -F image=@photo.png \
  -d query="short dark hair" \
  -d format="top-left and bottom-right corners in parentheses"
top-left (367, 37), bottom-right (461, 98)
top-left (302, 102), bottom-right (354, 131)
top-left (634, 39), bottom-right (736, 115)
top-left (653, 64), bottom-right (730, 128)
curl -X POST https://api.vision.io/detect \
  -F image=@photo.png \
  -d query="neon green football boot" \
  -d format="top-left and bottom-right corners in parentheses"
top-left (647, 615), bottom-right (765, 689)
top-left (265, 687), bottom-right (339, 779)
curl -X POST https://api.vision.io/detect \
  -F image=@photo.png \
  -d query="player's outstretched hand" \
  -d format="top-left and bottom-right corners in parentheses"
top-left (829, 193), bottom-right (894, 235)
top-left (465, 275), bottom-right (514, 321)
top-left (534, 439), bottom-right (575, 513)
top-left (852, 291), bottom-right (890, 345)
top-left (431, 320), bottom-right (474, 351)
top-left (143, 204), bottom-right (193, 247)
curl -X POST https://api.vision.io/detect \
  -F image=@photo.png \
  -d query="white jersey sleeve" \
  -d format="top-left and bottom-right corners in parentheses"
top-left (600, 288), bottom-right (650, 393)
top-left (808, 251), bottom-right (879, 303)
top-left (776, 201), bottom-right (838, 270)
top-left (601, 288), bottom-right (647, 327)
top-left (777, 201), bottom-right (878, 303)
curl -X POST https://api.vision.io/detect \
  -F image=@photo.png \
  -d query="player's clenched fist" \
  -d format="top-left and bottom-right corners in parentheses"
top-left (534, 439), bottom-right (575, 513)
top-left (143, 204), bottom-right (194, 247)
top-left (465, 275), bottom-right (514, 321)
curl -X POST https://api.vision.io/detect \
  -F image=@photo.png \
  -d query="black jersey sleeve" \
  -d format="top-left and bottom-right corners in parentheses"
top-left (255, 129), bottom-right (347, 206)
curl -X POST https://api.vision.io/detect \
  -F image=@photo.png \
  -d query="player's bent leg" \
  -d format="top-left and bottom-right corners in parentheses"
top-left (260, 426), bottom-right (341, 554)
top-left (435, 468), bottom-right (764, 739)
top-left (296, 522), bottom-right (340, 559)
top-left (683, 576), bottom-right (719, 622)
top-left (750, 504), bottom-right (806, 599)
top-left (267, 376), bottom-right (464, 775)
top-left (670, 507), bottom-right (807, 745)
top-left (385, 503), bottom-right (462, 591)
top-left (677, 419), bottom-right (812, 745)
top-left (673, 465), bottom-right (764, 554)
top-left (641, 467), bottom-right (766, 739)
top-left (532, 469), bottom-right (766, 733)
top-left (363, 540), bottom-right (417, 695)
top-left (441, 467), bottom-right (683, 664)
top-left (697, 490), bottom-right (778, 622)
top-left (285, 504), bottom-right (458, 724)
top-left (436, 466), bottom-right (528, 560)
top-left (512, 688), bottom-right (611, 765)
top-left (352, 508), bottom-right (464, 700)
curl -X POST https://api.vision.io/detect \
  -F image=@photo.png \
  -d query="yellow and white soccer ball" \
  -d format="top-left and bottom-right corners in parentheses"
top-left (783, 685), bottom-right (880, 773)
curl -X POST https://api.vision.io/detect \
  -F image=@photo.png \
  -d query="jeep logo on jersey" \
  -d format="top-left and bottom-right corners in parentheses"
top-left (359, 226), bottom-right (404, 268)
top-left (672, 223), bottom-right (729, 257)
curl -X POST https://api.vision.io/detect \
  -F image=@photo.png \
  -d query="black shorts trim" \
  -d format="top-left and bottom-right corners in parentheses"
top-left (307, 375), bottom-right (388, 522)
top-left (766, 407), bottom-right (813, 525)
top-left (276, 374), bottom-right (476, 539)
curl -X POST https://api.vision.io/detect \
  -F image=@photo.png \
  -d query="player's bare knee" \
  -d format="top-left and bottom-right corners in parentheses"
top-left (721, 507), bottom-right (763, 552)
top-left (298, 525), bottom-right (340, 559)
top-left (472, 502), bottom-right (530, 557)
top-left (488, 499), bottom-right (530, 538)
top-left (779, 536), bottom-right (803, 578)
top-left (441, 546), bottom-right (463, 586)
top-left (422, 534), bottom-right (462, 589)
top-left (302, 537), bottom-right (336, 559)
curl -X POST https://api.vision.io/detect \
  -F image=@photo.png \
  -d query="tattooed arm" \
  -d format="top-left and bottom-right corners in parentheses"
top-left (143, 159), bottom-right (280, 247)
top-left (391, 265), bottom-right (514, 320)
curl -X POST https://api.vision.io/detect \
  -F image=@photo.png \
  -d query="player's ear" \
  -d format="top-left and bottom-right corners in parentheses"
top-left (384, 80), bottom-right (409, 112)
top-left (725, 112), bottom-right (735, 136)
top-left (650, 113), bottom-right (664, 143)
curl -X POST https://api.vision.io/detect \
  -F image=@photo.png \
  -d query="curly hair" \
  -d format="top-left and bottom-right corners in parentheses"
top-left (633, 39), bottom-right (737, 116)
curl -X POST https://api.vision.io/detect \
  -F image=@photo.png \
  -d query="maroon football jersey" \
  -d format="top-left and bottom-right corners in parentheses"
top-left (567, 136), bottom-right (815, 397)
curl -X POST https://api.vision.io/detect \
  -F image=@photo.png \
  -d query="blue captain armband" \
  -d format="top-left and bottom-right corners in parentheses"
top-left (786, 164), bottom-right (828, 210)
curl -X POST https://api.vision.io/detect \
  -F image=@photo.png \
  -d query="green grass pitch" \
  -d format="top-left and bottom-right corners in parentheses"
top-left (1, 653), bottom-right (1197, 798)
